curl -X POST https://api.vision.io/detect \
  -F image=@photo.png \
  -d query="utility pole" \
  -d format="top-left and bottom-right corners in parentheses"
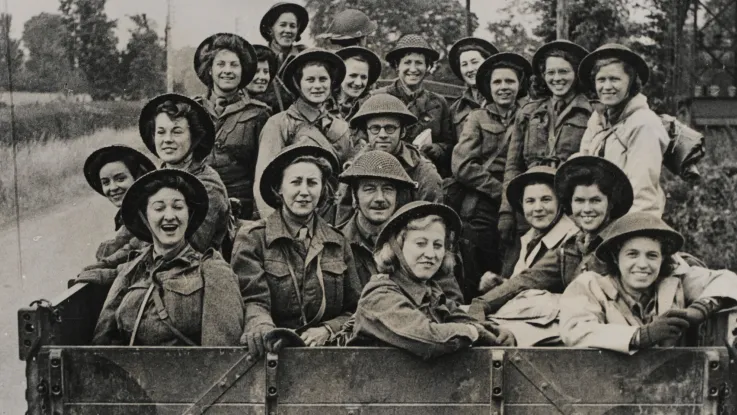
top-left (466, 0), bottom-right (472, 36)
top-left (556, 0), bottom-right (569, 39)
top-left (165, 0), bottom-right (174, 93)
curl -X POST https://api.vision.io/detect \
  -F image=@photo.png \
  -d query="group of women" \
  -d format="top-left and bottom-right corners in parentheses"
top-left (77, 2), bottom-right (737, 358)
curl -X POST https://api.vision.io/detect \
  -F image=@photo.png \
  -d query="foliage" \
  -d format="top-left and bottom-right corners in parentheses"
top-left (119, 14), bottom-right (166, 100)
top-left (484, 3), bottom-right (543, 60)
top-left (0, 14), bottom-right (24, 90)
top-left (304, 0), bottom-right (478, 83)
top-left (59, 0), bottom-right (121, 100)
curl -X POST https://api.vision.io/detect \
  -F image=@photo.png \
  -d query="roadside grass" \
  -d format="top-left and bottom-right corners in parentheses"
top-left (0, 128), bottom-right (153, 227)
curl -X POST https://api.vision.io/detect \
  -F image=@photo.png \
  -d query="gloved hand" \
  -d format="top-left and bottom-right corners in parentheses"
top-left (682, 298), bottom-right (721, 326)
top-left (478, 321), bottom-right (517, 346)
top-left (497, 212), bottom-right (516, 244)
top-left (472, 324), bottom-right (499, 346)
top-left (240, 325), bottom-right (276, 358)
top-left (421, 143), bottom-right (444, 162)
top-left (478, 271), bottom-right (505, 293)
top-left (633, 310), bottom-right (690, 349)
top-left (76, 268), bottom-right (117, 285)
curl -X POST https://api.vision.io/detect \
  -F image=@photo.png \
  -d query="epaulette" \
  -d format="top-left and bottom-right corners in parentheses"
top-left (238, 219), bottom-right (267, 235)
top-left (371, 273), bottom-right (390, 281)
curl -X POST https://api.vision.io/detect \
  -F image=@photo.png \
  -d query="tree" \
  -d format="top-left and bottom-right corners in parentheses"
top-left (59, 0), bottom-right (121, 100)
top-left (304, 0), bottom-right (478, 83)
top-left (21, 13), bottom-right (87, 92)
top-left (119, 14), bottom-right (165, 99)
top-left (0, 14), bottom-right (23, 90)
top-left (485, 2), bottom-right (543, 61)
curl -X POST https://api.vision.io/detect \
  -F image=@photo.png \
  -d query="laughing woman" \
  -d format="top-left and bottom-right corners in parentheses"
top-left (377, 34), bottom-right (454, 177)
top-left (232, 144), bottom-right (361, 357)
top-left (92, 169), bottom-right (244, 346)
top-left (254, 48), bottom-right (354, 219)
top-left (139, 94), bottom-right (232, 253)
top-left (76, 146), bottom-right (156, 285)
top-left (448, 37), bottom-right (499, 138)
top-left (327, 46), bottom-right (382, 121)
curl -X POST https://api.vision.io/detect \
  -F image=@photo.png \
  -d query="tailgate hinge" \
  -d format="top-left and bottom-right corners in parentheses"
top-left (47, 348), bottom-right (64, 414)
top-left (265, 352), bottom-right (279, 415)
top-left (509, 351), bottom-right (581, 415)
top-left (490, 350), bottom-right (505, 415)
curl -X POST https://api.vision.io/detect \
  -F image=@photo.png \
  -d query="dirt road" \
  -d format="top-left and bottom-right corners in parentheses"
top-left (0, 195), bottom-right (116, 414)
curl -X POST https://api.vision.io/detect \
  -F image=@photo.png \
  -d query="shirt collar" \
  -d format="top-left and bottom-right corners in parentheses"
top-left (540, 215), bottom-right (579, 250)
top-left (392, 266), bottom-right (432, 306)
top-left (289, 98), bottom-right (326, 123)
top-left (393, 141), bottom-right (418, 168)
top-left (265, 209), bottom-right (343, 247)
top-left (280, 210), bottom-right (315, 240)
top-left (339, 213), bottom-right (376, 251)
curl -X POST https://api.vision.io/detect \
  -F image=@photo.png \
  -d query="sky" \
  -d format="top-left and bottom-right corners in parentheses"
top-left (6, 0), bottom-right (513, 51)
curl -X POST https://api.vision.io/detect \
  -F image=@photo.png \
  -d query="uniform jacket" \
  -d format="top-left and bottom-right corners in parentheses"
top-left (512, 215), bottom-right (580, 275)
top-left (501, 94), bottom-right (592, 214)
top-left (92, 244), bottom-right (244, 346)
top-left (579, 93), bottom-right (668, 216)
top-left (338, 213), bottom-right (465, 303)
top-left (560, 259), bottom-right (737, 354)
top-left (452, 102), bottom-right (522, 205)
top-left (253, 98), bottom-right (356, 219)
top-left (195, 93), bottom-right (271, 219)
top-left (450, 88), bottom-right (485, 139)
top-left (95, 212), bottom-right (148, 268)
top-left (351, 270), bottom-right (479, 360)
top-left (176, 159), bottom-right (232, 253)
top-left (375, 79), bottom-right (455, 177)
top-left (264, 43), bottom-right (307, 113)
top-left (231, 211), bottom-right (362, 335)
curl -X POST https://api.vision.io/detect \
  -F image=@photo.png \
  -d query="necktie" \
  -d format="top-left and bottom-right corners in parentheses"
top-left (214, 97), bottom-right (228, 116)
top-left (297, 226), bottom-right (309, 250)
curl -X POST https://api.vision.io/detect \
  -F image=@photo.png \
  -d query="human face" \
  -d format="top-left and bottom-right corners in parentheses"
top-left (271, 12), bottom-right (298, 48)
top-left (617, 236), bottom-right (663, 294)
top-left (366, 115), bottom-right (402, 154)
top-left (355, 178), bottom-right (398, 225)
top-left (209, 49), bottom-right (241, 94)
top-left (490, 68), bottom-right (519, 107)
top-left (279, 162), bottom-right (323, 217)
top-left (522, 183), bottom-right (558, 231)
top-left (402, 220), bottom-right (446, 280)
top-left (300, 64), bottom-right (331, 105)
top-left (570, 184), bottom-right (611, 234)
top-left (397, 52), bottom-right (427, 88)
top-left (154, 113), bottom-right (192, 164)
top-left (595, 62), bottom-right (630, 107)
top-left (99, 161), bottom-right (135, 208)
top-left (341, 57), bottom-right (370, 99)
top-left (146, 187), bottom-right (189, 252)
top-left (459, 50), bottom-right (484, 87)
top-left (246, 61), bottom-right (271, 95)
top-left (544, 56), bottom-right (575, 98)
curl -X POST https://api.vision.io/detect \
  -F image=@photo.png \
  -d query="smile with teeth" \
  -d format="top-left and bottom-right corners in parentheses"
top-left (161, 223), bottom-right (179, 232)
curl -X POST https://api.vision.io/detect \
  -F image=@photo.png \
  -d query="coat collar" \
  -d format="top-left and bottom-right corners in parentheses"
top-left (599, 274), bottom-right (682, 319)
top-left (340, 213), bottom-right (376, 252)
top-left (288, 98), bottom-right (327, 123)
top-left (457, 87), bottom-right (485, 110)
top-left (388, 78), bottom-right (428, 103)
top-left (594, 93), bottom-right (650, 127)
top-left (391, 267), bottom-right (433, 307)
top-left (520, 215), bottom-right (580, 267)
top-left (393, 141), bottom-right (420, 168)
top-left (265, 208), bottom-right (343, 248)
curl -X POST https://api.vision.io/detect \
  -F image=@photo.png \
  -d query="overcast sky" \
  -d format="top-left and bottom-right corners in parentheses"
top-left (6, 0), bottom-right (513, 50)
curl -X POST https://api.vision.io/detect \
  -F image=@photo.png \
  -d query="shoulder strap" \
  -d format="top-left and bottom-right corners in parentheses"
top-left (129, 284), bottom-right (156, 346)
top-left (151, 288), bottom-right (198, 346)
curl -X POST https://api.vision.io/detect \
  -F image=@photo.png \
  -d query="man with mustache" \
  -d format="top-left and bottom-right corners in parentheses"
top-left (337, 150), bottom-right (463, 302)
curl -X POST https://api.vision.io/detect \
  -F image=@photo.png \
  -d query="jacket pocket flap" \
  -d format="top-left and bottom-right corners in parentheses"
top-left (264, 259), bottom-right (291, 278)
top-left (562, 116), bottom-right (588, 128)
top-left (163, 276), bottom-right (204, 296)
top-left (321, 260), bottom-right (347, 275)
top-left (479, 123), bottom-right (506, 134)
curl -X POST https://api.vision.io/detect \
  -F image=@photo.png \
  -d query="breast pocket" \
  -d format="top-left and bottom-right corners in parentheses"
top-left (557, 116), bottom-right (588, 159)
top-left (264, 259), bottom-right (297, 311)
top-left (161, 275), bottom-right (204, 329)
top-left (320, 259), bottom-right (348, 312)
top-left (525, 115), bottom-right (549, 159)
top-left (479, 122), bottom-right (507, 156)
top-left (116, 281), bottom-right (152, 334)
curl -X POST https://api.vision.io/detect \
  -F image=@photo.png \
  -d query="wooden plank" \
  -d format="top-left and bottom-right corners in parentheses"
top-left (277, 405), bottom-right (488, 415)
top-left (503, 405), bottom-right (702, 415)
top-left (504, 349), bottom-right (711, 405)
top-left (277, 348), bottom-right (491, 404)
top-left (65, 404), bottom-right (263, 415)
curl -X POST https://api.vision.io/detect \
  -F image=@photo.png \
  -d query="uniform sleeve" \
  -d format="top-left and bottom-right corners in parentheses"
top-left (578, 113), bottom-right (601, 155)
top-left (435, 97), bottom-right (456, 170)
top-left (189, 176), bottom-right (230, 253)
top-left (677, 260), bottom-right (737, 305)
top-left (559, 273), bottom-right (639, 354)
top-left (470, 246), bottom-right (565, 315)
top-left (451, 112), bottom-right (503, 200)
top-left (230, 226), bottom-right (276, 332)
top-left (91, 270), bottom-right (132, 345)
top-left (501, 112), bottom-right (528, 214)
top-left (321, 240), bottom-right (362, 333)
top-left (254, 114), bottom-right (288, 219)
top-left (415, 159), bottom-right (443, 203)
top-left (621, 120), bottom-right (666, 216)
top-left (354, 285), bottom-right (477, 360)
top-left (234, 109), bottom-right (270, 167)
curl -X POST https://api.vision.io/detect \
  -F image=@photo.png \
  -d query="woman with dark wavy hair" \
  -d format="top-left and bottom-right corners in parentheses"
top-left (193, 33), bottom-right (271, 220)
top-left (498, 41), bottom-right (591, 274)
top-left (138, 93), bottom-right (232, 253)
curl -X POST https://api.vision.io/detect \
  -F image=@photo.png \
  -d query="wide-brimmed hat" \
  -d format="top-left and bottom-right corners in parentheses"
top-left (554, 155), bottom-right (634, 220)
top-left (595, 212), bottom-right (684, 264)
top-left (578, 43), bottom-right (650, 90)
top-left (448, 37), bottom-right (499, 81)
top-left (375, 201), bottom-right (461, 251)
top-left (335, 46), bottom-right (383, 89)
top-left (385, 34), bottom-right (440, 67)
top-left (476, 52), bottom-right (533, 102)
top-left (317, 9), bottom-right (377, 41)
top-left (121, 169), bottom-right (209, 243)
top-left (252, 44), bottom-right (279, 87)
top-left (506, 165), bottom-right (557, 213)
top-left (138, 93), bottom-right (215, 162)
top-left (260, 2), bottom-right (309, 43)
top-left (339, 150), bottom-right (417, 189)
top-left (193, 33), bottom-right (258, 89)
top-left (281, 48), bottom-right (347, 96)
top-left (531, 40), bottom-right (588, 78)
top-left (260, 143), bottom-right (341, 209)
top-left (84, 145), bottom-right (156, 196)
top-left (350, 93), bottom-right (417, 128)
